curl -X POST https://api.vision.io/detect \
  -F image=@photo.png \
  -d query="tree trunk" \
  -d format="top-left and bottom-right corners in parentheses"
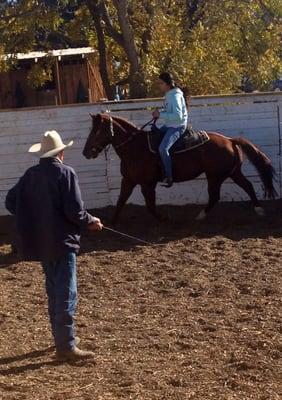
top-left (87, 0), bottom-right (147, 98)
top-left (112, 0), bottom-right (147, 98)
top-left (86, 0), bottom-right (114, 99)
top-left (186, 0), bottom-right (205, 29)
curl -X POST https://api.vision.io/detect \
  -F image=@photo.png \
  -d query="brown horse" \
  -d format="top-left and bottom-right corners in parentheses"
top-left (83, 113), bottom-right (277, 223)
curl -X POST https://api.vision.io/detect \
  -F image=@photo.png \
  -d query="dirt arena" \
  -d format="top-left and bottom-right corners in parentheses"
top-left (0, 201), bottom-right (281, 400)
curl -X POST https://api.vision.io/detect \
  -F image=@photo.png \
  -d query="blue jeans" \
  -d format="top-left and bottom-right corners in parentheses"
top-left (42, 252), bottom-right (77, 351)
top-left (159, 125), bottom-right (186, 179)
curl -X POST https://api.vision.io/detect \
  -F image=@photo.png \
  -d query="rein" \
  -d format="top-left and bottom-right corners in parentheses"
top-left (113, 117), bottom-right (157, 150)
top-left (141, 117), bottom-right (157, 130)
top-left (111, 116), bottom-right (138, 150)
top-left (114, 135), bottom-right (135, 150)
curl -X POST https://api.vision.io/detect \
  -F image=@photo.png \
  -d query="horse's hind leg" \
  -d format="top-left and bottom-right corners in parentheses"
top-left (231, 169), bottom-right (264, 215)
top-left (112, 178), bottom-right (136, 225)
top-left (196, 176), bottom-right (224, 220)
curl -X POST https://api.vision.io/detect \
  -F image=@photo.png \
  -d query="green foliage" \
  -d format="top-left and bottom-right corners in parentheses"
top-left (27, 59), bottom-right (54, 88)
top-left (144, 0), bottom-right (281, 94)
top-left (0, 0), bottom-right (281, 96)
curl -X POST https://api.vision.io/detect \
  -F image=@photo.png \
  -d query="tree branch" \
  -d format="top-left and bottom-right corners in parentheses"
top-left (0, 5), bottom-right (39, 23)
top-left (256, 0), bottom-right (276, 24)
top-left (186, 0), bottom-right (206, 30)
top-left (140, 1), bottom-right (155, 54)
top-left (86, 0), bottom-right (114, 99)
top-left (112, 0), bottom-right (139, 71)
top-left (98, 1), bottom-right (124, 46)
top-left (116, 76), bottom-right (130, 86)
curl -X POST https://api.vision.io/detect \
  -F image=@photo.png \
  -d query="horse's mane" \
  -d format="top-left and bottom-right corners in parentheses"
top-left (111, 115), bottom-right (139, 131)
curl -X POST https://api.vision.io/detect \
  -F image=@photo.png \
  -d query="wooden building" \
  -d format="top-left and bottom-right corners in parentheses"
top-left (0, 48), bottom-right (107, 110)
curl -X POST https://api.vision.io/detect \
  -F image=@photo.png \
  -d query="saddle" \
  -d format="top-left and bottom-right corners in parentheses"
top-left (147, 125), bottom-right (209, 154)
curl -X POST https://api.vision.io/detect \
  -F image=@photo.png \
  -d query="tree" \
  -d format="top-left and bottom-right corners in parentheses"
top-left (143, 0), bottom-right (281, 94)
top-left (85, 0), bottom-right (157, 97)
top-left (0, 0), bottom-right (281, 97)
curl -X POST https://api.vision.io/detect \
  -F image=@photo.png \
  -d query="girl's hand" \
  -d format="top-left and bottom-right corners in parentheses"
top-left (152, 110), bottom-right (160, 119)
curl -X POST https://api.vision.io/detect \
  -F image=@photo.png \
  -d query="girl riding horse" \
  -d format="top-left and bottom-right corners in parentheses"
top-left (152, 72), bottom-right (188, 188)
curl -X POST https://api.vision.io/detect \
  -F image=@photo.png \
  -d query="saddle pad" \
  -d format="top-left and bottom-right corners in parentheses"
top-left (147, 127), bottom-right (210, 154)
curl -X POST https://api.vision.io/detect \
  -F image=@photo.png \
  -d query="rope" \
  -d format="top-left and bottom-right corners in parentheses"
top-left (103, 225), bottom-right (207, 267)
top-left (103, 226), bottom-right (152, 245)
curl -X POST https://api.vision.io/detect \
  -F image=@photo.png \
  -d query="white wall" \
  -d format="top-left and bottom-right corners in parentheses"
top-left (0, 92), bottom-right (281, 216)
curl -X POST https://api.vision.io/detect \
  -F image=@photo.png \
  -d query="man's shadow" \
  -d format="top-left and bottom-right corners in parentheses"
top-left (0, 347), bottom-right (61, 376)
top-left (0, 346), bottom-right (90, 376)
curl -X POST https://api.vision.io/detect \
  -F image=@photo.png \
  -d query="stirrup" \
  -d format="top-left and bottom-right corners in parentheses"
top-left (161, 178), bottom-right (173, 188)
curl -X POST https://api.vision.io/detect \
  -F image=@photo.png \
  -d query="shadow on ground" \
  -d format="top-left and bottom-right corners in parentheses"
top-left (1, 200), bottom-right (282, 267)
top-left (80, 200), bottom-right (282, 257)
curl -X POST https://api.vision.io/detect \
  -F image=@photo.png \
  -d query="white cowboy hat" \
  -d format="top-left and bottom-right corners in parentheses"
top-left (28, 130), bottom-right (73, 158)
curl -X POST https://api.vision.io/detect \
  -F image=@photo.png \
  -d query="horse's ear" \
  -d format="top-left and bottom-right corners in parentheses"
top-left (89, 113), bottom-right (103, 122)
top-left (96, 113), bottom-right (103, 122)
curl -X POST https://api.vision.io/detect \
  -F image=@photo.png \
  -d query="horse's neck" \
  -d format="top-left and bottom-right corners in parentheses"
top-left (113, 116), bottom-right (137, 132)
top-left (112, 118), bottom-right (148, 158)
top-left (112, 119), bottom-right (132, 143)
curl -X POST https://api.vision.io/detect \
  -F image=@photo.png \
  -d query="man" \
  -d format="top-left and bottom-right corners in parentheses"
top-left (5, 130), bottom-right (103, 361)
top-left (152, 72), bottom-right (188, 188)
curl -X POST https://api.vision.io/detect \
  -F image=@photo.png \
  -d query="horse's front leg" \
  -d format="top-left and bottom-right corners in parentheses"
top-left (141, 182), bottom-right (167, 221)
top-left (112, 178), bottom-right (135, 225)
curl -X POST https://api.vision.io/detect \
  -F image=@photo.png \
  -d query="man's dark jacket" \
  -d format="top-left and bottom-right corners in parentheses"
top-left (5, 158), bottom-right (94, 261)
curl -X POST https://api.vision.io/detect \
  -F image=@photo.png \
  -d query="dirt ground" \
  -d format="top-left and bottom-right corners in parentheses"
top-left (0, 201), bottom-right (281, 400)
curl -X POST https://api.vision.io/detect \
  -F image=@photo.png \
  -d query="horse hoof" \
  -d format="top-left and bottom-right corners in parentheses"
top-left (196, 210), bottom-right (207, 221)
top-left (254, 207), bottom-right (265, 217)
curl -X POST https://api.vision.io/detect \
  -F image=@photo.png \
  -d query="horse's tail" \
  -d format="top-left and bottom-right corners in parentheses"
top-left (231, 137), bottom-right (278, 199)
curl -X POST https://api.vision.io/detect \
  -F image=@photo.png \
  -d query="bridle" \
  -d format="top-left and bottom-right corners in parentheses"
top-left (106, 116), bottom-right (139, 151)
top-left (90, 115), bottom-right (114, 155)
top-left (90, 116), bottom-right (157, 155)
top-left (114, 130), bottom-right (138, 149)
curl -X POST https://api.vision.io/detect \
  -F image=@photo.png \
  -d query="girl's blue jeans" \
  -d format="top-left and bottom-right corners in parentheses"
top-left (158, 125), bottom-right (186, 179)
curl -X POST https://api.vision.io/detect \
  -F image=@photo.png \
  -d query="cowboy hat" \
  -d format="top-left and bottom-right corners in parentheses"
top-left (28, 130), bottom-right (73, 158)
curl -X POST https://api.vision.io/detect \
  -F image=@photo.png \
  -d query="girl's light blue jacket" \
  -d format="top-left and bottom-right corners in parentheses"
top-left (160, 88), bottom-right (188, 128)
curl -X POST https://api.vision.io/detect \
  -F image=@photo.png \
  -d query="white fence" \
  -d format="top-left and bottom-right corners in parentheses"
top-left (0, 92), bottom-right (281, 216)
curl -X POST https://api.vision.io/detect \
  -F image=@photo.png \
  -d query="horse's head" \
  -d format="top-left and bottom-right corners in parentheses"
top-left (83, 113), bottom-right (113, 159)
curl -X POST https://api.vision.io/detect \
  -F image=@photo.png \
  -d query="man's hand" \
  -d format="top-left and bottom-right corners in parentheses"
top-left (88, 218), bottom-right (103, 231)
top-left (152, 109), bottom-right (160, 119)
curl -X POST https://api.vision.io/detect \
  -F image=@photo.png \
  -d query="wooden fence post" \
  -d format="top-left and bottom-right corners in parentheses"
top-left (54, 57), bottom-right (62, 105)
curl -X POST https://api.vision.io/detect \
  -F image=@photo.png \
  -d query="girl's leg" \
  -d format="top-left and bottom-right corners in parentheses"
top-left (158, 127), bottom-right (185, 180)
